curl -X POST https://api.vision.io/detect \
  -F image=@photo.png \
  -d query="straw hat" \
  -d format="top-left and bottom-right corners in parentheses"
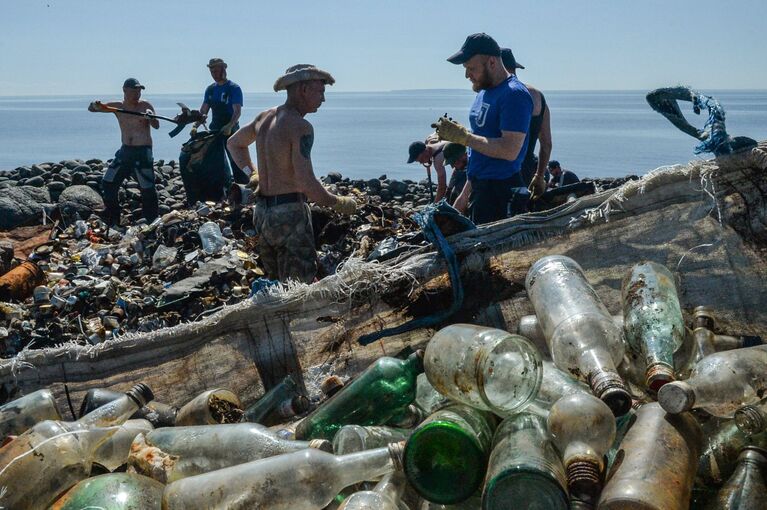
top-left (273, 64), bottom-right (335, 92)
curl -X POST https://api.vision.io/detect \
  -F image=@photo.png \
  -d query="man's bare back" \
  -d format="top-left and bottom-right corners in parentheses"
top-left (253, 104), bottom-right (309, 196)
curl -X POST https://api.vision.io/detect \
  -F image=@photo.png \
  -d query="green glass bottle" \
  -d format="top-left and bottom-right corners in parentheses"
top-left (482, 413), bottom-right (568, 510)
top-left (51, 472), bottom-right (163, 510)
top-left (404, 403), bottom-right (497, 505)
top-left (243, 374), bottom-right (309, 425)
top-left (295, 351), bottom-right (424, 440)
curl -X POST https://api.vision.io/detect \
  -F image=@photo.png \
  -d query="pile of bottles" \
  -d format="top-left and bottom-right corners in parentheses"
top-left (1, 255), bottom-right (766, 509)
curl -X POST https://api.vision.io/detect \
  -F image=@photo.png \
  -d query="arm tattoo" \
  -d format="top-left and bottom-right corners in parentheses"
top-left (300, 133), bottom-right (314, 159)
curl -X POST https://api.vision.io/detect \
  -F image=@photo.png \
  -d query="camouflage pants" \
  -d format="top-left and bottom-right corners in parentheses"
top-left (253, 201), bottom-right (317, 284)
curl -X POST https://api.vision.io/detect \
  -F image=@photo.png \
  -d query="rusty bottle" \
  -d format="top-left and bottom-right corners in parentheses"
top-left (162, 442), bottom-right (404, 510)
top-left (0, 383), bottom-right (153, 509)
top-left (597, 402), bottom-right (702, 510)
top-left (0, 388), bottom-right (62, 439)
top-left (705, 446), bottom-right (767, 510)
top-left (174, 388), bottom-right (243, 425)
top-left (526, 255), bottom-right (631, 416)
top-left (424, 324), bottom-right (542, 416)
top-left (547, 392), bottom-right (616, 504)
top-left (622, 262), bottom-right (685, 391)
top-left (658, 345), bottom-right (767, 417)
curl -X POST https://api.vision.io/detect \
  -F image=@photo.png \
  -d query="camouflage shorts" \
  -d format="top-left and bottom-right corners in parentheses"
top-left (253, 201), bottom-right (317, 284)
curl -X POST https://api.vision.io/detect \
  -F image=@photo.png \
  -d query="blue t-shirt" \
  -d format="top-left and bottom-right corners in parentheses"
top-left (203, 80), bottom-right (243, 129)
top-left (467, 75), bottom-right (533, 180)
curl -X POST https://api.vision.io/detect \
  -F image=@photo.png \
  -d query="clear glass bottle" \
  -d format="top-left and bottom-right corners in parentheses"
top-left (338, 471), bottom-right (408, 510)
top-left (50, 472), bottom-right (164, 510)
top-left (525, 360), bottom-right (591, 418)
top-left (0, 388), bottom-right (61, 439)
top-left (525, 255), bottom-right (631, 416)
top-left (597, 402), bottom-right (702, 510)
top-left (482, 413), bottom-right (568, 510)
top-left (415, 373), bottom-right (450, 416)
top-left (162, 442), bottom-right (404, 510)
top-left (0, 383), bottom-right (153, 509)
top-left (333, 425), bottom-right (412, 455)
top-left (92, 418), bottom-right (153, 472)
top-left (295, 351), bottom-right (424, 440)
top-left (424, 324), bottom-right (542, 416)
top-left (243, 374), bottom-right (309, 425)
top-left (547, 392), bottom-right (615, 503)
top-left (174, 388), bottom-right (243, 425)
top-left (79, 387), bottom-right (178, 427)
top-left (697, 417), bottom-right (767, 486)
top-left (129, 422), bottom-right (331, 483)
top-left (735, 398), bottom-right (767, 436)
top-left (705, 446), bottom-right (767, 510)
top-left (404, 403), bottom-right (497, 505)
top-left (658, 345), bottom-right (767, 417)
top-left (621, 262), bottom-right (685, 391)
top-left (516, 313), bottom-right (624, 358)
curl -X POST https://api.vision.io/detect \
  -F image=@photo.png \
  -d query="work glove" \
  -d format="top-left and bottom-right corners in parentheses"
top-left (332, 196), bottom-right (357, 216)
top-left (431, 114), bottom-right (471, 145)
top-left (143, 109), bottom-right (155, 119)
top-left (88, 101), bottom-right (107, 112)
top-left (247, 170), bottom-right (260, 191)
top-left (528, 172), bottom-right (547, 201)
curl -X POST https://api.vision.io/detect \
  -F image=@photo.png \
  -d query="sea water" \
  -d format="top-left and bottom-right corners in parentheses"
top-left (1, 90), bottom-right (766, 179)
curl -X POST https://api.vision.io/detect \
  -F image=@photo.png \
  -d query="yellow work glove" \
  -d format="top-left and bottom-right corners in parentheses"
top-left (248, 171), bottom-right (260, 191)
top-left (528, 172), bottom-right (547, 201)
top-left (332, 196), bottom-right (357, 215)
top-left (431, 115), bottom-right (471, 145)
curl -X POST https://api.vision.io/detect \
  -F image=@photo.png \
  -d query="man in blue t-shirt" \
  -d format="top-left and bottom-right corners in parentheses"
top-left (433, 33), bottom-right (533, 224)
top-left (197, 58), bottom-right (250, 186)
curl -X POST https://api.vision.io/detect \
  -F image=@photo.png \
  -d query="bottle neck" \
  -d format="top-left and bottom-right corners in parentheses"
top-left (374, 471), bottom-right (406, 503)
top-left (336, 445), bottom-right (400, 488)
top-left (77, 394), bottom-right (140, 428)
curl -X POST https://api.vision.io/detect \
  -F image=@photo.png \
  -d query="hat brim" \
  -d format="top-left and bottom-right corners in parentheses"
top-left (124, 85), bottom-right (145, 90)
top-left (516, 63), bottom-right (525, 69)
top-left (274, 68), bottom-right (336, 92)
top-left (207, 63), bottom-right (228, 69)
top-left (447, 50), bottom-right (471, 65)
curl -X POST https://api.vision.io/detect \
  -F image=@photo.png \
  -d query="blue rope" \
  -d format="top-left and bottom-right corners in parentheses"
top-left (358, 200), bottom-right (476, 346)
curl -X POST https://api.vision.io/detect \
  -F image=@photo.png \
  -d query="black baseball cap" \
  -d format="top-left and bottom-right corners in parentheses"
top-left (500, 48), bottom-right (525, 70)
top-left (447, 33), bottom-right (501, 64)
top-left (123, 78), bottom-right (145, 90)
top-left (547, 160), bottom-right (561, 169)
top-left (443, 143), bottom-right (466, 166)
top-left (407, 141), bottom-right (427, 163)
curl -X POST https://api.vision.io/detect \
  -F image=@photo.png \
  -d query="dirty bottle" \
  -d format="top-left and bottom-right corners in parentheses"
top-left (388, 403), bottom-right (424, 428)
top-left (697, 417), bottom-right (767, 485)
top-left (295, 351), bottom-right (424, 440)
top-left (516, 313), bottom-right (624, 357)
top-left (80, 387), bottom-right (178, 427)
top-left (621, 261), bottom-right (685, 391)
top-left (162, 442), bottom-right (404, 510)
top-left (243, 374), bottom-right (309, 425)
top-left (547, 392), bottom-right (615, 504)
top-left (198, 220), bottom-right (226, 254)
top-left (525, 360), bottom-right (591, 418)
top-left (338, 471), bottom-right (409, 510)
top-left (424, 324), bottom-right (542, 416)
top-left (482, 413), bottom-right (568, 510)
top-left (658, 345), bottom-right (767, 417)
top-left (92, 418), bottom-right (153, 472)
top-left (174, 387), bottom-right (243, 425)
top-left (404, 403), bottom-right (497, 505)
top-left (333, 425), bottom-right (412, 455)
top-left (734, 399), bottom-right (767, 436)
top-left (0, 383), bottom-right (153, 509)
top-left (705, 446), bottom-right (767, 510)
top-left (525, 255), bottom-right (631, 416)
top-left (129, 422), bottom-right (331, 483)
top-left (0, 388), bottom-right (62, 439)
top-left (598, 402), bottom-right (703, 510)
top-left (51, 472), bottom-right (164, 510)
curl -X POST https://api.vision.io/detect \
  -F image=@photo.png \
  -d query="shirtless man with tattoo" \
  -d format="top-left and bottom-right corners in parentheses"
top-left (88, 78), bottom-right (160, 225)
top-left (227, 64), bottom-right (356, 283)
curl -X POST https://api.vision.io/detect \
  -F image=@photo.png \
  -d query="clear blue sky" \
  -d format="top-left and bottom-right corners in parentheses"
top-left (1, 0), bottom-right (765, 95)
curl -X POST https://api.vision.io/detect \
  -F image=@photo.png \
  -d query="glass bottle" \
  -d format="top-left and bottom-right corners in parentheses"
top-left (621, 261), bottom-right (685, 391)
top-left (404, 403), bottom-right (497, 505)
top-left (482, 413), bottom-right (568, 510)
top-left (79, 387), bottom-right (178, 427)
top-left (597, 402), bottom-right (702, 510)
top-left (415, 373), bottom-right (450, 416)
top-left (0, 383), bottom-right (153, 509)
top-left (295, 351), bottom-right (424, 440)
top-left (174, 388), bottom-right (243, 425)
top-left (516, 313), bottom-right (624, 358)
top-left (0, 388), bottom-right (62, 439)
top-left (338, 471), bottom-right (408, 510)
top-left (424, 324), bottom-right (542, 416)
top-left (129, 422), bottom-right (331, 483)
top-left (92, 418), bottom-right (153, 472)
top-left (547, 392), bottom-right (615, 503)
top-left (243, 374), bottom-right (309, 425)
top-left (658, 345), bottom-right (767, 417)
top-left (162, 442), bottom-right (405, 510)
top-left (525, 255), bottom-right (631, 416)
top-left (697, 417), bottom-right (767, 486)
top-left (705, 446), bottom-right (767, 510)
top-left (333, 425), bottom-right (412, 455)
top-left (50, 472), bottom-right (164, 510)
top-left (735, 399), bottom-right (767, 436)
top-left (525, 360), bottom-right (591, 418)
